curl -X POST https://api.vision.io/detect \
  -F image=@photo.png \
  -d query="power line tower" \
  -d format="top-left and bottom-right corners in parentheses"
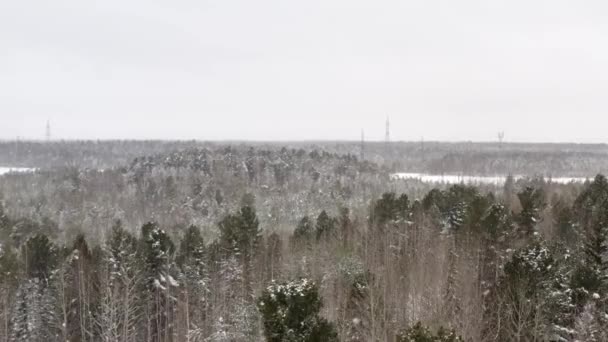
top-left (498, 131), bottom-right (504, 149)
top-left (385, 116), bottom-right (390, 144)
top-left (384, 116), bottom-right (391, 156)
top-left (45, 120), bottom-right (51, 141)
top-left (421, 136), bottom-right (425, 163)
top-left (360, 129), bottom-right (365, 161)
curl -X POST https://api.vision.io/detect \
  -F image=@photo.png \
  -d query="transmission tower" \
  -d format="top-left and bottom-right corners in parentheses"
top-left (421, 136), bottom-right (425, 163)
top-left (46, 120), bottom-right (51, 141)
top-left (385, 116), bottom-right (390, 143)
top-left (498, 131), bottom-right (504, 149)
top-left (360, 129), bottom-right (365, 161)
top-left (384, 116), bottom-right (390, 155)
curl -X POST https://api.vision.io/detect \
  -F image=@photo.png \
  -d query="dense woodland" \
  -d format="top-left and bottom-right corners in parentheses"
top-left (0, 143), bottom-right (607, 341)
top-left (2, 140), bottom-right (608, 176)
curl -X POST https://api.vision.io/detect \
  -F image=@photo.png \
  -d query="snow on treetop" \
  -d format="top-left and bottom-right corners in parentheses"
top-left (266, 278), bottom-right (314, 298)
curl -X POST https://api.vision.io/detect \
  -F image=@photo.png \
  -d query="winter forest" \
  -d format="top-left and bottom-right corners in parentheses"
top-left (0, 141), bottom-right (607, 342)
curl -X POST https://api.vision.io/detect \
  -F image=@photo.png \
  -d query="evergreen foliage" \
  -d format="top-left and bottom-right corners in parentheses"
top-left (293, 216), bottom-right (314, 245)
top-left (516, 186), bottom-right (545, 235)
top-left (315, 211), bottom-right (336, 241)
top-left (396, 322), bottom-right (464, 342)
top-left (257, 278), bottom-right (338, 342)
top-left (370, 192), bottom-right (409, 225)
top-left (22, 233), bottom-right (58, 281)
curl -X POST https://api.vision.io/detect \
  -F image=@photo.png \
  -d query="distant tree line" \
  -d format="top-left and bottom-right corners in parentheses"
top-left (2, 140), bottom-right (607, 176)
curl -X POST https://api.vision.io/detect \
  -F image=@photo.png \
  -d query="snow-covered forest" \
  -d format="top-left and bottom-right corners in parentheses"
top-left (1, 141), bottom-right (608, 341)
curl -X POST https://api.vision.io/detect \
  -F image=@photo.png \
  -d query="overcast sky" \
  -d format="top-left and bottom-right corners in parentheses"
top-left (1, 0), bottom-right (607, 142)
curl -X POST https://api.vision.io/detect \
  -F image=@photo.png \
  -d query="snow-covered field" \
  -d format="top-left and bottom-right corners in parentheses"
top-left (391, 172), bottom-right (591, 185)
top-left (0, 167), bottom-right (36, 176)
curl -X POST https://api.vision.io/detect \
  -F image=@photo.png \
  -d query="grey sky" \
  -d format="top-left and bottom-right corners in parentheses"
top-left (1, 0), bottom-right (607, 142)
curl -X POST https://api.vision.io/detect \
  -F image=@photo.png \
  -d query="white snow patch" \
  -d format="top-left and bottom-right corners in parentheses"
top-left (0, 167), bottom-right (36, 176)
top-left (391, 173), bottom-right (590, 185)
top-left (168, 275), bottom-right (179, 287)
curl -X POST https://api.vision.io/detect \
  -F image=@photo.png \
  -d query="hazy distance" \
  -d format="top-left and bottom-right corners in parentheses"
top-left (1, 0), bottom-right (607, 142)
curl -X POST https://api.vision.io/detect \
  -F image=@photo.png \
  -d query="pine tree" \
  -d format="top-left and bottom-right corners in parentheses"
top-left (257, 278), bottom-right (338, 342)
top-left (582, 199), bottom-right (608, 286)
top-left (98, 223), bottom-right (141, 342)
top-left (139, 222), bottom-right (178, 342)
top-left (396, 322), bottom-right (464, 342)
top-left (552, 199), bottom-right (576, 242)
top-left (22, 233), bottom-right (58, 282)
top-left (264, 232), bottom-right (282, 282)
top-left (370, 192), bottom-right (409, 226)
top-left (336, 257), bottom-right (371, 342)
top-left (516, 186), bottom-right (545, 235)
top-left (315, 211), bottom-right (336, 241)
top-left (338, 208), bottom-right (354, 250)
top-left (177, 225), bottom-right (209, 340)
top-left (11, 234), bottom-right (61, 342)
top-left (65, 233), bottom-right (97, 342)
top-left (490, 242), bottom-right (562, 341)
top-left (443, 236), bottom-right (461, 330)
top-left (570, 175), bottom-right (608, 337)
top-left (293, 216), bottom-right (314, 249)
top-left (0, 245), bottom-right (19, 341)
top-left (213, 255), bottom-right (258, 341)
top-left (218, 205), bottom-right (262, 294)
top-left (10, 279), bottom-right (59, 342)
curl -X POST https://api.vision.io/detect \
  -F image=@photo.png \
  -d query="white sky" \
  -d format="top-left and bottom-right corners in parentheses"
top-left (1, 0), bottom-right (607, 142)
